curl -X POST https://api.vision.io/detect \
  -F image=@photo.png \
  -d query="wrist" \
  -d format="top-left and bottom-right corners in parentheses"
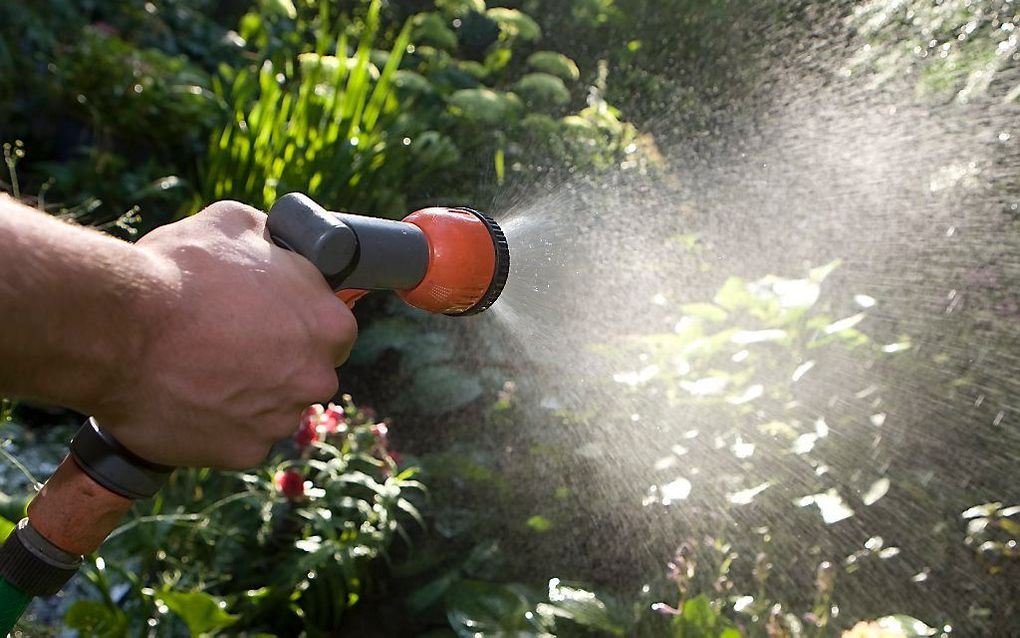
top-left (81, 246), bottom-right (181, 420)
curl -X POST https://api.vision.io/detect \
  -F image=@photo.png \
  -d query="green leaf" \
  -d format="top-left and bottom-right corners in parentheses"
top-left (999, 518), bottom-right (1020, 536)
top-left (64, 601), bottom-right (128, 637)
top-left (539, 579), bottom-right (624, 635)
top-left (408, 572), bottom-right (459, 613)
top-left (671, 594), bottom-right (737, 638)
top-left (962, 502), bottom-right (1002, 519)
top-left (874, 615), bottom-right (937, 637)
top-left (484, 47), bottom-right (513, 74)
top-left (446, 580), bottom-right (533, 637)
top-left (449, 88), bottom-right (522, 125)
top-left (486, 8), bottom-right (541, 41)
top-left (457, 60), bottom-right (489, 80)
top-left (400, 365), bottom-right (484, 416)
top-left (681, 594), bottom-right (716, 627)
top-left (397, 497), bottom-right (426, 527)
top-left (158, 589), bottom-right (238, 636)
top-left (526, 515), bottom-right (552, 532)
top-left (0, 492), bottom-right (29, 522)
top-left (494, 145), bottom-right (505, 183)
top-left (808, 259), bottom-right (841, 283)
top-left (413, 13), bottom-right (459, 51)
top-left (347, 317), bottom-right (420, 365)
top-left (436, 0), bottom-right (486, 15)
top-left (394, 69), bottom-right (435, 95)
top-left (0, 515), bottom-right (14, 542)
top-left (259, 0), bottom-right (296, 19)
top-left (515, 73), bottom-right (571, 106)
top-left (713, 277), bottom-right (752, 310)
top-left (527, 51), bottom-right (580, 81)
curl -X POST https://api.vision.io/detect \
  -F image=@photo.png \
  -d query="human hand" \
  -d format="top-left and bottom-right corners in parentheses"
top-left (93, 201), bottom-right (357, 469)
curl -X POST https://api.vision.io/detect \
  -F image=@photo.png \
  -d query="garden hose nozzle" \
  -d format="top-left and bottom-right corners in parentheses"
top-left (267, 192), bottom-right (510, 315)
top-left (0, 193), bottom-right (510, 603)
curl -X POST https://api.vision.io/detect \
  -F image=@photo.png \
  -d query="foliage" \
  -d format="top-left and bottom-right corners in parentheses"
top-left (961, 501), bottom-right (1020, 573)
top-left (343, 261), bottom-right (980, 636)
top-left (204, 0), bottom-right (652, 215)
top-left (0, 0), bottom-right (243, 227)
top-left (51, 27), bottom-right (217, 156)
top-left (399, 255), bottom-right (1014, 635)
top-left (846, 0), bottom-right (1020, 102)
top-left (1, 1), bottom-right (1017, 636)
top-left (205, 0), bottom-right (423, 214)
top-left (528, 0), bottom-right (797, 135)
top-left (64, 396), bottom-right (424, 636)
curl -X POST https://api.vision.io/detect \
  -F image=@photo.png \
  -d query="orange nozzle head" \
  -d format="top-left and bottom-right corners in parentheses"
top-left (398, 207), bottom-right (509, 315)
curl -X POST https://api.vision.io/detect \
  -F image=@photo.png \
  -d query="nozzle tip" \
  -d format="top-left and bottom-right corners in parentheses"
top-left (446, 207), bottom-right (509, 316)
top-left (399, 207), bottom-right (510, 315)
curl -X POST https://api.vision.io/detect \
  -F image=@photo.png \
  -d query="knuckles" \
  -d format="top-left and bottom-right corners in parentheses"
top-left (320, 298), bottom-right (358, 342)
top-left (306, 369), bottom-right (340, 402)
top-left (200, 200), bottom-right (265, 232)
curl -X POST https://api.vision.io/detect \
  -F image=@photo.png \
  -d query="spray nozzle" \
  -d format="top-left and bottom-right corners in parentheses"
top-left (267, 192), bottom-right (510, 315)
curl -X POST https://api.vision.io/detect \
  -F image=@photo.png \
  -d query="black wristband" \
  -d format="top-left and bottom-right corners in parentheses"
top-left (69, 417), bottom-right (174, 500)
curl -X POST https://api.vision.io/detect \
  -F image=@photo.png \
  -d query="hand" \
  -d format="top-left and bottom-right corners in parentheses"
top-left (94, 201), bottom-right (357, 469)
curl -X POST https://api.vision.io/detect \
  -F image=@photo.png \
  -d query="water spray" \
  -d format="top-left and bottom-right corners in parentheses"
top-left (0, 193), bottom-right (510, 628)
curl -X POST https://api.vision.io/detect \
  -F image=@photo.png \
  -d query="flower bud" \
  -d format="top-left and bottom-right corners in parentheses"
top-left (274, 468), bottom-right (305, 500)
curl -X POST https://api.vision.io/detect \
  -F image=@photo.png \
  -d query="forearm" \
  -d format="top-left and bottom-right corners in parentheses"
top-left (0, 194), bottom-right (172, 414)
top-left (0, 195), bottom-right (354, 468)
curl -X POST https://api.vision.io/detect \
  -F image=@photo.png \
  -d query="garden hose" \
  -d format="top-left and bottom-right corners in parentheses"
top-left (0, 577), bottom-right (32, 635)
top-left (0, 193), bottom-right (510, 631)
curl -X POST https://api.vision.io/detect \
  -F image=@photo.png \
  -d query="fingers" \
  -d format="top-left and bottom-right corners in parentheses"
top-left (219, 441), bottom-right (274, 471)
top-left (219, 407), bottom-right (314, 470)
top-left (305, 367), bottom-right (340, 404)
top-left (321, 297), bottom-right (358, 366)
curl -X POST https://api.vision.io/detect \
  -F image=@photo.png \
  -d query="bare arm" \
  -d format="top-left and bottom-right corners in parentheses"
top-left (0, 194), bottom-right (357, 469)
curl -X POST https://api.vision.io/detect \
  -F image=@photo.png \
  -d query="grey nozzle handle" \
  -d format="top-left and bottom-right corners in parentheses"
top-left (268, 193), bottom-right (359, 289)
top-left (267, 193), bottom-right (430, 292)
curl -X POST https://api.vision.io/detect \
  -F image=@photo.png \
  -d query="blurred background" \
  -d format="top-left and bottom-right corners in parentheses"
top-left (1, 0), bottom-right (1018, 636)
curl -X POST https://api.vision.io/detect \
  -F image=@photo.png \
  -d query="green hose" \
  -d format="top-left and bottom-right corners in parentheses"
top-left (0, 576), bottom-right (32, 636)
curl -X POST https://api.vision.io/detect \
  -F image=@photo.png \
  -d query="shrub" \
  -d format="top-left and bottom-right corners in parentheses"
top-left (60, 395), bottom-right (423, 636)
top-left (203, 0), bottom-right (652, 215)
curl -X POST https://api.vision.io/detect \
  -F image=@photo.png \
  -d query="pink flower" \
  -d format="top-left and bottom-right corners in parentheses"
top-left (295, 405), bottom-right (326, 447)
top-left (274, 469), bottom-right (304, 500)
top-left (320, 404), bottom-right (346, 434)
top-left (369, 422), bottom-right (387, 453)
top-left (651, 602), bottom-right (680, 616)
top-left (294, 419), bottom-right (318, 448)
top-left (92, 21), bottom-right (120, 36)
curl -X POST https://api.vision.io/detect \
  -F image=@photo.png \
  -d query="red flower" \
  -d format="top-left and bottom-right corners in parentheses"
top-left (321, 404), bottom-right (346, 434)
top-left (294, 405), bottom-right (323, 447)
top-left (274, 469), bottom-right (304, 499)
top-left (294, 419), bottom-right (318, 447)
top-left (301, 405), bottom-right (323, 425)
top-left (388, 451), bottom-right (403, 466)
